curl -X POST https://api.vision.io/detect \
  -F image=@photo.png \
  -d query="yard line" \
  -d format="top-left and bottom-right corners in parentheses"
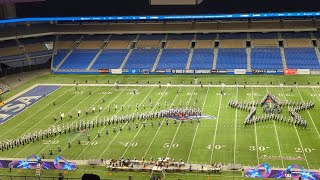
top-left (142, 87), bottom-right (182, 158)
top-left (121, 87), bottom-right (169, 158)
top-left (58, 86), bottom-right (134, 158)
top-left (209, 86), bottom-right (223, 164)
top-left (13, 86), bottom-right (108, 157)
top-left (279, 85), bottom-right (310, 169)
top-left (233, 86), bottom-right (238, 164)
top-left (265, 86), bottom-right (285, 168)
top-left (250, 87), bottom-right (260, 165)
top-left (165, 86), bottom-right (196, 158)
top-left (96, 86), bottom-right (152, 159)
top-left (0, 86), bottom-right (69, 138)
top-left (295, 87), bottom-right (320, 139)
top-left (187, 86), bottom-right (209, 163)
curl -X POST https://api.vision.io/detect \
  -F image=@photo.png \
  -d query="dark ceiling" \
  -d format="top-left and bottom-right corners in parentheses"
top-left (15, 0), bottom-right (320, 18)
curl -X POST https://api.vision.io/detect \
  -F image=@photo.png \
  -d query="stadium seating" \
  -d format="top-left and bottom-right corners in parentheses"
top-left (110, 34), bottom-right (137, 40)
top-left (284, 48), bottom-right (320, 69)
top-left (250, 32), bottom-right (278, 39)
top-left (282, 32), bottom-right (311, 39)
top-left (52, 50), bottom-right (69, 68)
top-left (156, 49), bottom-right (190, 70)
top-left (251, 48), bottom-right (283, 70)
top-left (59, 49), bottom-right (99, 69)
top-left (189, 49), bottom-right (214, 70)
top-left (91, 49), bottom-right (129, 69)
top-left (216, 48), bottom-right (247, 69)
top-left (124, 49), bottom-right (159, 69)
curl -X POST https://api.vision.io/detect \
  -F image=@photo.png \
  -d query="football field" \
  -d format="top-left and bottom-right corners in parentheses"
top-left (1, 77), bottom-right (320, 171)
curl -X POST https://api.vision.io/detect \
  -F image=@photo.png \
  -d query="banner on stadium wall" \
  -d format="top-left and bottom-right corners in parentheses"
top-left (185, 70), bottom-right (194, 74)
top-left (234, 69), bottom-right (247, 75)
top-left (296, 69), bottom-right (310, 75)
top-left (283, 69), bottom-right (297, 75)
top-left (175, 70), bottom-right (183, 74)
top-left (111, 69), bottom-right (122, 74)
top-left (310, 70), bottom-right (320, 75)
top-left (211, 70), bottom-right (227, 74)
top-left (252, 70), bottom-right (280, 75)
top-left (195, 70), bottom-right (211, 74)
top-left (156, 70), bottom-right (165, 74)
top-left (99, 69), bottom-right (110, 74)
top-left (141, 69), bottom-right (150, 74)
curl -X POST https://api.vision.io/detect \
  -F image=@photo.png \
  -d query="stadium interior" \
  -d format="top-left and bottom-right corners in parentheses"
top-left (1, 0), bottom-right (320, 180)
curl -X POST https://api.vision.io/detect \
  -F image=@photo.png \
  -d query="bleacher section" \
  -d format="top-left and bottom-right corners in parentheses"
top-left (156, 49), bottom-right (190, 70)
top-left (219, 33), bottom-right (247, 39)
top-left (216, 48), bottom-right (247, 70)
top-left (197, 33), bottom-right (217, 40)
top-left (250, 32), bottom-right (278, 39)
top-left (189, 49), bottom-right (214, 70)
top-left (52, 50), bottom-right (69, 68)
top-left (139, 34), bottom-right (165, 40)
top-left (137, 41), bottom-right (160, 48)
top-left (196, 40), bottom-right (213, 48)
top-left (91, 49), bottom-right (129, 69)
top-left (106, 41), bottom-right (130, 49)
top-left (167, 34), bottom-right (194, 40)
top-left (124, 49), bottom-right (159, 69)
top-left (59, 49), bottom-right (99, 69)
top-left (252, 39), bottom-right (278, 48)
top-left (251, 48), bottom-right (283, 70)
top-left (284, 48), bottom-right (320, 69)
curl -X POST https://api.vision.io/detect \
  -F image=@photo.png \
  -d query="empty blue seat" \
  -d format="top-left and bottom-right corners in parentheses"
top-left (124, 49), bottom-right (159, 69)
top-left (250, 33), bottom-right (278, 39)
top-left (52, 50), bottom-right (69, 68)
top-left (190, 49), bottom-right (213, 70)
top-left (59, 49), bottom-right (98, 69)
top-left (251, 48), bottom-right (283, 70)
top-left (91, 49), bottom-right (128, 69)
top-left (157, 49), bottom-right (190, 70)
top-left (284, 48), bottom-right (320, 69)
top-left (216, 48), bottom-right (247, 70)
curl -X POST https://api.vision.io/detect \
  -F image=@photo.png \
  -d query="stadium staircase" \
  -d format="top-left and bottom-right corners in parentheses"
top-left (280, 47), bottom-right (288, 69)
top-left (55, 41), bottom-right (80, 70)
top-left (151, 48), bottom-right (163, 72)
top-left (212, 48), bottom-right (219, 70)
top-left (120, 49), bottom-right (133, 69)
top-left (246, 48), bottom-right (251, 71)
top-left (185, 48), bottom-right (194, 70)
top-left (314, 47), bottom-right (320, 65)
top-left (86, 42), bottom-right (107, 71)
top-left (35, 164), bottom-right (41, 176)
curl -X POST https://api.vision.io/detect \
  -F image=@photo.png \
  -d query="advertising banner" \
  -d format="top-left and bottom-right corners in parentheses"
top-left (185, 70), bottom-right (194, 74)
top-left (252, 70), bottom-right (280, 75)
top-left (156, 70), bottom-right (165, 74)
top-left (99, 69), bottom-right (110, 74)
top-left (296, 69), bottom-right (310, 75)
top-left (234, 69), bottom-right (247, 75)
top-left (211, 70), bottom-right (227, 74)
top-left (284, 69), bottom-right (297, 75)
top-left (111, 69), bottom-right (122, 74)
top-left (195, 70), bottom-right (211, 74)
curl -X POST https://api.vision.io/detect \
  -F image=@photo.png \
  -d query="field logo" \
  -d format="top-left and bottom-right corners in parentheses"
top-left (0, 85), bottom-right (60, 124)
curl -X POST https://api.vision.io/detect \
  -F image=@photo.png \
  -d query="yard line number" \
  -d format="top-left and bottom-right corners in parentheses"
top-left (120, 142), bottom-right (138, 147)
top-left (294, 147), bottom-right (316, 154)
top-left (206, 144), bottom-right (225, 150)
top-left (163, 143), bottom-right (179, 148)
top-left (249, 146), bottom-right (270, 151)
top-left (82, 141), bottom-right (98, 146)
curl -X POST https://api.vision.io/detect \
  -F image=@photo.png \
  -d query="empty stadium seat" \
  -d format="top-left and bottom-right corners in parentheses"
top-left (197, 33), bottom-right (217, 40)
top-left (91, 49), bottom-right (129, 69)
top-left (284, 48), bottom-right (320, 69)
top-left (124, 49), bottom-right (159, 69)
top-left (167, 34), bottom-right (194, 40)
top-left (251, 48), bottom-right (283, 70)
top-left (52, 50), bottom-right (69, 68)
top-left (189, 49), bottom-right (214, 70)
top-left (157, 49), bottom-right (190, 70)
top-left (59, 49), bottom-right (99, 69)
top-left (139, 34), bottom-right (165, 40)
top-left (219, 33), bottom-right (247, 39)
top-left (216, 48), bottom-right (247, 69)
top-left (250, 32), bottom-right (278, 39)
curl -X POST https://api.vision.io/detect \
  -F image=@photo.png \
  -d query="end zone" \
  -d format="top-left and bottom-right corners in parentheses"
top-left (0, 85), bottom-right (61, 124)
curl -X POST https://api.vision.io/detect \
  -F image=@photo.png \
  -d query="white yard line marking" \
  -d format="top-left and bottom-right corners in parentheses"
top-left (279, 85), bottom-right (310, 169)
top-left (96, 87), bottom-right (150, 159)
top-left (210, 88), bottom-right (223, 164)
top-left (233, 86), bottom-right (238, 164)
top-left (165, 87), bottom-right (196, 158)
top-left (265, 86), bottom-right (284, 168)
top-left (296, 87), bottom-right (320, 139)
top-left (187, 86), bottom-right (209, 163)
top-left (142, 87), bottom-right (182, 158)
top-left (13, 86), bottom-right (108, 157)
top-left (250, 87), bottom-right (260, 165)
top-left (0, 86), bottom-right (65, 133)
top-left (121, 87), bottom-right (169, 158)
